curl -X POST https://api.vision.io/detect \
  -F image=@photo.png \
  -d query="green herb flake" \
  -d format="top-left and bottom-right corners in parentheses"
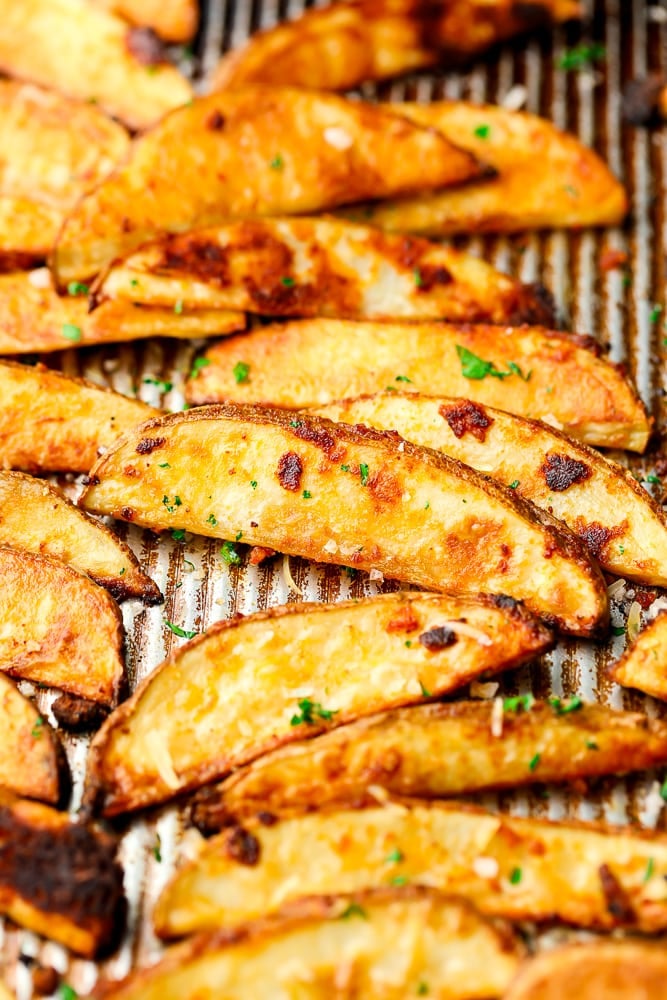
top-left (557, 42), bottom-right (606, 71)
top-left (650, 304), bottom-right (663, 324)
top-left (507, 361), bottom-right (532, 382)
top-left (235, 531), bottom-right (243, 541)
top-left (528, 752), bottom-right (541, 772)
top-left (61, 323), bottom-right (82, 342)
top-left (503, 694), bottom-right (534, 713)
top-left (162, 494), bottom-right (182, 514)
top-left (385, 848), bottom-right (404, 864)
top-left (206, 513), bottom-right (218, 526)
top-left (612, 625), bottom-right (626, 636)
top-left (473, 123), bottom-right (491, 139)
top-left (158, 462), bottom-right (171, 469)
top-left (509, 867), bottom-right (522, 885)
top-left (190, 356), bottom-right (211, 378)
top-left (395, 375), bottom-right (413, 383)
top-left (233, 361), bottom-right (250, 384)
top-left (419, 680), bottom-right (431, 698)
top-left (280, 276), bottom-right (296, 287)
top-left (456, 345), bottom-right (522, 382)
top-left (183, 558), bottom-right (195, 572)
top-left (549, 695), bottom-right (583, 715)
top-left (413, 268), bottom-right (423, 287)
top-left (339, 902), bottom-right (367, 920)
top-left (359, 462), bottom-right (370, 486)
top-left (390, 875), bottom-right (408, 887)
top-left (385, 385), bottom-right (398, 392)
top-left (270, 153), bottom-right (284, 170)
top-left (143, 376), bottom-right (173, 393)
top-left (171, 528), bottom-right (185, 541)
top-left (341, 464), bottom-right (350, 472)
top-left (130, 278), bottom-right (139, 288)
top-left (153, 834), bottom-right (162, 862)
top-left (67, 281), bottom-right (89, 296)
top-left (586, 739), bottom-right (599, 750)
top-left (302, 489), bottom-right (312, 499)
top-left (164, 620), bottom-right (198, 640)
top-left (509, 480), bottom-right (520, 489)
top-left (405, 640), bottom-right (412, 648)
top-left (119, 567), bottom-right (126, 576)
top-left (646, 474), bottom-right (661, 485)
top-left (174, 299), bottom-right (184, 315)
top-left (220, 541), bottom-right (242, 566)
top-left (644, 857), bottom-right (655, 883)
top-left (416, 983), bottom-right (429, 996)
top-left (290, 698), bottom-right (339, 726)
top-left (31, 717), bottom-right (44, 739)
top-left (58, 985), bottom-right (78, 1000)
top-left (250, 480), bottom-right (258, 489)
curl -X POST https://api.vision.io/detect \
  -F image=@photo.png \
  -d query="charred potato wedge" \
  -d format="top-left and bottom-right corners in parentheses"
top-left (0, 547), bottom-right (125, 705)
top-left (80, 404), bottom-right (608, 634)
top-left (85, 592), bottom-right (553, 816)
top-left (348, 101), bottom-right (626, 234)
top-left (0, 674), bottom-right (66, 805)
top-left (190, 700), bottom-right (667, 830)
top-left (93, 0), bottom-right (198, 42)
top-left (0, 361), bottom-right (157, 473)
top-left (53, 88), bottom-right (482, 285)
top-left (0, 792), bottom-right (125, 957)
top-left (99, 216), bottom-right (554, 326)
top-left (0, 0), bottom-right (192, 131)
top-left (97, 888), bottom-right (522, 1000)
top-left (155, 800), bottom-right (667, 938)
top-left (212, 0), bottom-right (580, 91)
top-left (0, 471), bottom-right (160, 603)
top-left (612, 612), bottom-right (667, 701)
top-left (187, 320), bottom-right (651, 452)
top-left (315, 393), bottom-right (667, 585)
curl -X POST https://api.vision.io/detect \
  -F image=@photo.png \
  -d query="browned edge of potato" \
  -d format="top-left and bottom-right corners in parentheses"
top-left (93, 0), bottom-right (199, 42)
top-left (84, 592), bottom-right (553, 817)
top-left (611, 611), bottom-right (667, 701)
top-left (0, 791), bottom-right (126, 957)
top-left (0, 674), bottom-right (68, 805)
top-left (79, 403), bottom-right (609, 635)
top-left (0, 471), bottom-right (161, 603)
top-left (186, 320), bottom-right (651, 452)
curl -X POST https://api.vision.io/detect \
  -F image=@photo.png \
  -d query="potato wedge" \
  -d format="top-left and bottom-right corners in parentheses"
top-left (612, 612), bottom-right (667, 702)
top-left (93, 0), bottom-right (198, 42)
top-left (314, 393), bottom-right (667, 584)
top-left (0, 983), bottom-right (14, 1000)
top-left (154, 800), bottom-right (667, 938)
top-left (97, 888), bottom-right (522, 1000)
top-left (99, 216), bottom-right (554, 325)
top-left (0, 674), bottom-right (65, 805)
top-left (0, 547), bottom-right (124, 705)
top-left (0, 361), bottom-right (158, 474)
top-left (0, 471), bottom-right (160, 603)
top-left (85, 593), bottom-right (553, 816)
top-left (0, 791), bottom-right (125, 956)
top-left (190, 700), bottom-right (667, 831)
top-left (504, 939), bottom-right (667, 1000)
top-left (347, 101), bottom-right (626, 234)
top-left (0, 0), bottom-right (192, 131)
top-left (186, 320), bottom-right (651, 452)
top-left (0, 271), bottom-right (245, 354)
top-left (52, 88), bottom-right (482, 285)
top-left (212, 0), bottom-right (580, 92)
top-left (80, 404), bottom-right (608, 634)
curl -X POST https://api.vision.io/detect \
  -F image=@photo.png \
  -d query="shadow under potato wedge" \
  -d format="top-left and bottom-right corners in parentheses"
top-left (0, 674), bottom-right (66, 805)
top-left (80, 403), bottom-right (609, 634)
top-left (186, 320), bottom-right (651, 452)
top-left (93, 0), bottom-right (198, 42)
top-left (611, 611), bottom-right (667, 702)
top-left (315, 393), bottom-right (667, 585)
top-left (0, 546), bottom-right (125, 705)
top-left (190, 699), bottom-right (667, 831)
top-left (154, 799), bottom-right (667, 939)
top-left (52, 87), bottom-right (482, 286)
top-left (96, 888), bottom-right (523, 1000)
top-left (0, 361), bottom-right (158, 474)
top-left (98, 216), bottom-right (554, 326)
top-left (0, 471), bottom-right (160, 603)
top-left (84, 592), bottom-right (553, 816)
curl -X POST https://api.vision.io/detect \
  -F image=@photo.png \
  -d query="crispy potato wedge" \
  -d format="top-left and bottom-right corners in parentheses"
top-left (80, 404), bottom-right (608, 634)
top-left (190, 700), bottom-right (667, 830)
top-left (612, 612), bottom-right (667, 701)
top-left (0, 791), bottom-right (125, 956)
top-left (187, 320), bottom-right (651, 452)
top-left (0, 471), bottom-right (160, 603)
top-left (0, 547), bottom-right (124, 705)
top-left (0, 271), bottom-right (245, 354)
top-left (98, 888), bottom-right (522, 1000)
top-left (155, 800), bottom-right (667, 938)
top-left (0, 0), bottom-right (192, 131)
top-left (212, 0), bottom-right (580, 92)
top-left (0, 361), bottom-right (158, 474)
top-left (52, 88), bottom-right (482, 285)
top-left (505, 939), bottom-right (667, 1000)
top-left (0, 674), bottom-right (66, 805)
top-left (347, 101), bottom-right (626, 234)
top-left (93, 0), bottom-right (198, 42)
top-left (314, 393), bottom-right (667, 584)
top-left (99, 216), bottom-right (554, 325)
top-left (0, 983), bottom-right (14, 1000)
top-left (85, 593), bottom-right (553, 816)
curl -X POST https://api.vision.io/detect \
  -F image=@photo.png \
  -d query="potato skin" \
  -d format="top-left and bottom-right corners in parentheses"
top-left (0, 674), bottom-right (67, 805)
top-left (612, 611), bottom-right (667, 701)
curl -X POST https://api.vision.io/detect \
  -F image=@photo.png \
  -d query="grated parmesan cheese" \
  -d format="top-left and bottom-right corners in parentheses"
top-left (323, 539), bottom-right (338, 554)
top-left (491, 696), bottom-right (504, 738)
top-left (369, 568), bottom-right (384, 582)
top-left (472, 856), bottom-right (499, 879)
top-left (323, 126), bottom-right (353, 150)
top-left (627, 600), bottom-right (642, 642)
top-left (27, 267), bottom-right (51, 289)
top-left (501, 84), bottom-right (528, 111)
top-left (470, 680), bottom-right (499, 700)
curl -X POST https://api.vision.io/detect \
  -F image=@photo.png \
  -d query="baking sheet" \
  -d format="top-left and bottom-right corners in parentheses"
top-left (2, 0), bottom-right (667, 993)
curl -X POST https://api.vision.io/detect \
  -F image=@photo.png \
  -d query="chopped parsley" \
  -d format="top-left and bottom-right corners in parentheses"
top-left (171, 528), bottom-right (185, 541)
top-left (650, 304), bottom-right (663, 324)
top-left (153, 834), bottom-right (162, 862)
top-left (130, 278), bottom-right (139, 288)
top-left (159, 462), bottom-right (171, 469)
top-left (549, 695), bottom-right (583, 715)
top-left (174, 299), bottom-right (184, 315)
top-left (385, 385), bottom-right (398, 392)
top-left (586, 739), bottom-right (599, 750)
top-left (503, 694), bottom-right (534, 713)
top-left (235, 531), bottom-right (243, 541)
top-left (31, 717), bottom-right (44, 739)
top-left (302, 490), bottom-right (312, 499)
top-left (67, 281), bottom-right (89, 296)
top-left (557, 42), bottom-right (606, 71)
top-left (644, 857), bottom-right (655, 883)
top-left (473, 123), bottom-right (491, 139)
top-left (413, 268), bottom-right (423, 287)
top-left (528, 752), bottom-right (541, 772)
top-left (390, 875), bottom-right (408, 887)
top-left (341, 464), bottom-right (350, 472)
top-left (646, 474), bottom-right (661, 485)
top-left (456, 345), bottom-right (529, 382)
top-left (359, 462), bottom-right (370, 486)
top-left (143, 376), bottom-right (173, 393)
top-left (162, 494), bottom-right (182, 513)
top-left (290, 698), bottom-right (339, 726)
top-left (417, 984), bottom-right (429, 996)
top-left (233, 361), bottom-right (250, 384)
top-left (385, 848), bottom-right (404, 864)
top-left (190, 356), bottom-right (211, 378)
top-left (395, 375), bottom-right (412, 383)
top-left (270, 153), bottom-right (284, 170)
top-left (164, 620), bottom-right (198, 639)
top-left (220, 541), bottom-right (242, 565)
top-left (509, 480), bottom-right (520, 489)
top-left (250, 480), bottom-right (258, 489)
top-left (339, 902), bottom-right (367, 920)
top-left (61, 323), bottom-right (82, 342)
top-left (419, 680), bottom-right (431, 697)
top-left (405, 640), bottom-right (412, 648)
top-left (206, 513), bottom-right (218, 526)
top-left (507, 361), bottom-right (532, 381)
top-left (280, 276), bottom-right (295, 287)
top-left (509, 867), bottom-right (522, 885)
top-left (660, 778), bottom-right (667, 801)
top-left (58, 986), bottom-right (78, 1000)
top-left (612, 625), bottom-right (625, 636)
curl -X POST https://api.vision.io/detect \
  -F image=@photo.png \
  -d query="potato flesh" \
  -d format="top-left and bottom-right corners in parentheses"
top-left (155, 801), bottom-right (667, 937)
top-left (0, 674), bottom-right (61, 804)
top-left (86, 593), bottom-right (553, 815)
top-left (187, 320), bottom-right (650, 452)
top-left (93, 0), bottom-right (198, 42)
top-left (613, 612), bottom-right (667, 701)
top-left (315, 393), bottom-right (667, 585)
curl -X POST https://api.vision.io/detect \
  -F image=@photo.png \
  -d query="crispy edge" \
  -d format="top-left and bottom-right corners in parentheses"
top-left (0, 674), bottom-right (69, 806)
top-left (611, 611), bottom-right (667, 700)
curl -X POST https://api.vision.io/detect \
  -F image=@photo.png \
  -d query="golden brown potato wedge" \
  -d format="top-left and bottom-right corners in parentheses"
top-left (0, 471), bottom-right (160, 603)
top-left (212, 0), bottom-right (580, 92)
top-left (187, 320), bottom-right (651, 452)
top-left (97, 888), bottom-right (522, 1000)
top-left (314, 393), bottom-right (667, 585)
top-left (612, 612), bottom-right (667, 702)
top-left (0, 0), bottom-right (192, 131)
top-left (0, 674), bottom-right (66, 805)
top-left (0, 361), bottom-right (158, 474)
top-left (85, 593), bottom-right (553, 816)
top-left (0, 791), bottom-right (125, 957)
top-left (99, 216), bottom-right (554, 325)
top-left (155, 799), bottom-right (667, 938)
top-left (0, 271), bottom-right (245, 354)
top-left (52, 88), bottom-right (482, 285)
top-left (0, 547), bottom-right (124, 705)
top-left (190, 700), bottom-right (667, 831)
top-left (93, 0), bottom-right (198, 42)
top-left (80, 404), bottom-right (609, 634)
top-left (347, 101), bottom-right (626, 234)
top-left (504, 939), bottom-right (667, 1000)
top-left (0, 982), bottom-right (14, 1000)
